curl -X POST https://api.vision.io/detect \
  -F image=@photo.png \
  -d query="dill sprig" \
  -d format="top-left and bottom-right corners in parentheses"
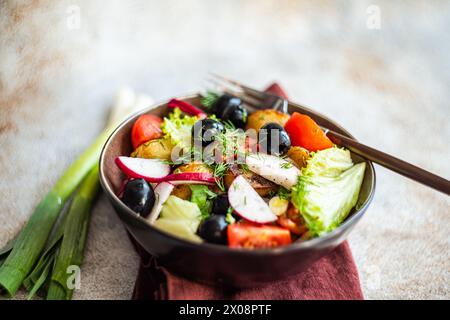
top-left (280, 161), bottom-right (293, 169)
top-left (201, 91), bottom-right (219, 110)
top-left (223, 120), bottom-right (236, 131)
top-left (162, 145), bottom-right (204, 166)
top-left (204, 188), bottom-right (218, 200)
top-left (267, 187), bottom-right (291, 200)
top-left (277, 187), bottom-right (291, 200)
top-left (215, 123), bottom-right (247, 159)
top-left (210, 162), bottom-right (230, 191)
top-left (240, 163), bottom-right (250, 174)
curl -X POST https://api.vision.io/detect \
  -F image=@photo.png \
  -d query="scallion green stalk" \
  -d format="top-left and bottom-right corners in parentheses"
top-left (46, 166), bottom-right (100, 300)
top-left (0, 127), bottom-right (113, 297)
top-left (0, 239), bottom-right (15, 268)
top-left (23, 213), bottom-right (67, 298)
top-left (0, 88), bottom-right (151, 298)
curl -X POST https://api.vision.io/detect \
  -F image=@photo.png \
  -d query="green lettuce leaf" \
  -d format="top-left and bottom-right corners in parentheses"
top-left (292, 148), bottom-right (366, 236)
top-left (161, 107), bottom-right (198, 151)
top-left (189, 185), bottom-right (216, 219)
top-left (305, 147), bottom-right (354, 178)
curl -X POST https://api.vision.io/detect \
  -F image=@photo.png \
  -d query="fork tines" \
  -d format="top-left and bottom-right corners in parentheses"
top-left (207, 73), bottom-right (288, 112)
top-left (207, 73), bottom-right (268, 109)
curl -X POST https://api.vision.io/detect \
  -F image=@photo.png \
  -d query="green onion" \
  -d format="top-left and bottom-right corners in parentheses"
top-left (0, 239), bottom-right (16, 268)
top-left (25, 250), bottom-right (57, 299)
top-left (23, 213), bottom-right (67, 298)
top-left (46, 165), bottom-right (100, 300)
top-left (0, 89), bottom-right (150, 298)
top-left (24, 246), bottom-right (59, 300)
top-left (0, 127), bottom-right (113, 297)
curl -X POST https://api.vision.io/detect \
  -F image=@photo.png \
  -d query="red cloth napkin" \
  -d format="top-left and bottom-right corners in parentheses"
top-left (131, 83), bottom-right (364, 300)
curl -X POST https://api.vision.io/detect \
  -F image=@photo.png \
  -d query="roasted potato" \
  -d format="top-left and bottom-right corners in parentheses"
top-left (246, 109), bottom-right (290, 133)
top-left (171, 185), bottom-right (192, 200)
top-left (131, 138), bottom-right (173, 160)
top-left (224, 164), bottom-right (278, 197)
top-left (173, 162), bottom-right (213, 174)
top-left (170, 162), bottom-right (213, 200)
top-left (287, 146), bottom-right (310, 169)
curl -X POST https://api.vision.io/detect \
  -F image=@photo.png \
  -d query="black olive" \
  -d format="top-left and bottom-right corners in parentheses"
top-left (259, 122), bottom-right (291, 156)
top-left (222, 104), bottom-right (248, 129)
top-left (212, 193), bottom-right (230, 215)
top-left (214, 94), bottom-right (242, 118)
top-left (121, 179), bottom-right (155, 217)
top-left (214, 94), bottom-right (248, 129)
top-left (192, 119), bottom-right (225, 147)
top-left (198, 215), bottom-right (229, 244)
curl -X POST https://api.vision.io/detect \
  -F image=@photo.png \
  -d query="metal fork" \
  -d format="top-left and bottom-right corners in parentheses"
top-left (208, 74), bottom-right (450, 196)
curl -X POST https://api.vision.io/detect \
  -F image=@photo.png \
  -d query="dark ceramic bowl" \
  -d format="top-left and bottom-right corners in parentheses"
top-left (99, 94), bottom-right (376, 288)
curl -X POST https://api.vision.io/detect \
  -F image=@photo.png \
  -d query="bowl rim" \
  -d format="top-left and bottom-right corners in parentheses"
top-left (99, 93), bottom-right (376, 256)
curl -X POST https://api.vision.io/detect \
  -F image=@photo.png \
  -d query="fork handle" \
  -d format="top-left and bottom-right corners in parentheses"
top-left (326, 130), bottom-right (450, 195)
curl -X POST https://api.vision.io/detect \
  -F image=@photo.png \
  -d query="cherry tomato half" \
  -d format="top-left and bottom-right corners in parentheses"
top-left (131, 114), bottom-right (163, 149)
top-left (277, 216), bottom-right (307, 236)
top-left (227, 222), bottom-right (292, 249)
top-left (284, 112), bottom-right (333, 152)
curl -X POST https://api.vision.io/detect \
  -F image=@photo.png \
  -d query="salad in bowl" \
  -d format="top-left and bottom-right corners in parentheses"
top-left (112, 92), bottom-right (367, 249)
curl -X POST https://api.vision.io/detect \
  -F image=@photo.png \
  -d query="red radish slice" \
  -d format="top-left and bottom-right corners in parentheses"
top-left (168, 98), bottom-right (207, 117)
top-left (163, 173), bottom-right (215, 185)
top-left (147, 182), bottom-right (174, 224)
top-left (115, 156), bottom-right (170, 182)
top-left (228, 175), bottom-right (277, 224)
top-left (116, 157), bottom-right (215, 184)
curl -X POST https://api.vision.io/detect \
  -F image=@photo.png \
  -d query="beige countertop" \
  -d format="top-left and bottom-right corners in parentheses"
top-left (1, 0), bottom-right (449, 299)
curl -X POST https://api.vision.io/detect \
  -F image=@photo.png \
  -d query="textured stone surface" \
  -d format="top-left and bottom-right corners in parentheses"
top-left (0, 0), bottom-right (449, 299)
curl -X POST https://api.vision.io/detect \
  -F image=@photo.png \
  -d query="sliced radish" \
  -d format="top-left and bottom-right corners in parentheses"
top-left (228, 175), bottom-right (277, 224)
top-left (163, 172), bottom-right (215, 185)
top-left (116, 157), bottom-right (215, 184)
top-left (245, 153), bottom-right (300, 190)
top-left (147, 182), bottom-right (174, 224)
top-left (115, 156), bottom-right (170, 182)
top-left (168, 98), bottom-right (207, 118)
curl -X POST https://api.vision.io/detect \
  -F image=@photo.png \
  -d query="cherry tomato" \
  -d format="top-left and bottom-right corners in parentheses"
top-left (284, 112), bottom-right (333, 152)
top-left (286, 203), bottom-right (304, 224)
top-left (131, 114), bottom-right (163, 149)
top-left (227, 222), bottom-right (291, 248)
top-left (277, 216), bottom-right (307, 236)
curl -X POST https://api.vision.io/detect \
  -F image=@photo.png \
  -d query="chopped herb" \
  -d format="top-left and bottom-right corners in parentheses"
top-left (204, 188), bottom-right (218, 200)
top-left (267, 190), bottom-right (277, 198)
top-left (278, 187), bottom-right (291, 200)
top-left (223, 120), bottom-right (236, 131)
top-left (162, 145), bottom-right (203, 166)
top-left (225, 207), bottom-right (236, 224)
top-left (214, 177), bottom-right (225, 192)
top-left (240, 163), bottom-right (250, 174)
top-left (209, 162), bottom-right (230, 192)
top-left (280, 161), bottom-right (293, 169)
top-left (201, 91), bottom-right (219, 110)
top-left (214, 123), bottom-right (247, 162)
top-left (212, 162), bottom-right (229, 178)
